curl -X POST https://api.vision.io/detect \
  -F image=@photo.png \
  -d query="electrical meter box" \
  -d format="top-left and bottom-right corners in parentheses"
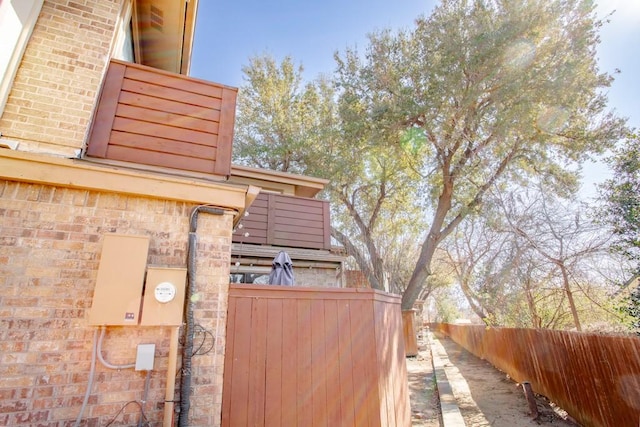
top-left (88, 234), bottom-right (150, 325)
top-left (140, 267), bottom-right (187, 326)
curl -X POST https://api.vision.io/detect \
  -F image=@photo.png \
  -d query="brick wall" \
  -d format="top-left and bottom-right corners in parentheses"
top-left (345, 269), bottom-right (371, 288)
top-left (294, 266), bottom-right (342, 287)
top-left (0, 180), bottom-right (233, 426)
top-left (0, 0), bottom-right (118, 156)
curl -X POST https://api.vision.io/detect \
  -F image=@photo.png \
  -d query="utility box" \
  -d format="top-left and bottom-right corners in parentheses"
top-left (88, 234), bottom-right (150, 326)
top-left (140, 267), bottom-right (187, 326)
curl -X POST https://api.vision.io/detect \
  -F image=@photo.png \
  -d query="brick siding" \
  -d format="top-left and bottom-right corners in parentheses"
top-left (0, 0), bottom-right (119, 156)
top-left (345, 269), bottom-right (371, 288)
top-left (0, 180), bottom-right (233, 426)
top-left (294, 266), bottom-right (343, 287)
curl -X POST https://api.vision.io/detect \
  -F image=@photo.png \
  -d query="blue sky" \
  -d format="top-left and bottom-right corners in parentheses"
top-left (190, 0), bottom-right (640, 194)
top-left (191, 0), bottom-right (435, 87)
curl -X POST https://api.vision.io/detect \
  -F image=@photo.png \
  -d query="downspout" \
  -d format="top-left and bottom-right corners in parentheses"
top-left (179, 205), bottom-right (225, 427)
top-left (178, 185), bottom-right (259, 426)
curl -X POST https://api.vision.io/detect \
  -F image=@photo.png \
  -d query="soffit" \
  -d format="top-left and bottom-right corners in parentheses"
top-left (229, 164), bottom-right (328, 198)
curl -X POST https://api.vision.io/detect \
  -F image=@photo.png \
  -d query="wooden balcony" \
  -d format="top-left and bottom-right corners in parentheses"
top-left (86, 59), bottom-right (237, 177)
top-left (233, 192), bottom-right (331, 250)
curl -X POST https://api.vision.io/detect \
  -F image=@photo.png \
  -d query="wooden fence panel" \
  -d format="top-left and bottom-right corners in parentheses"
top-left (433, 324), bottom-right (640, 427)
top-left (376, 298), bottom-right (410, 427)
top-left (222, 285), bottom-right (411, 427)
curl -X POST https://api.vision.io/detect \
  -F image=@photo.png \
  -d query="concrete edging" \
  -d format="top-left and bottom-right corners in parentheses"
top-left (428, 332), bottom-right (467, 427)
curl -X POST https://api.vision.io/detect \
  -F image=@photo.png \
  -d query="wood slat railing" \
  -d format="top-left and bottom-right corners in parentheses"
top-left (86, 59), bottom-right (237, 177)
top-left (233, 192), bottom-right (331, 250)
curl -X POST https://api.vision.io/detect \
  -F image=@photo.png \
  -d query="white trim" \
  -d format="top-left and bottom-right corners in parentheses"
top-left (0, 0), bottom-right (44, 117)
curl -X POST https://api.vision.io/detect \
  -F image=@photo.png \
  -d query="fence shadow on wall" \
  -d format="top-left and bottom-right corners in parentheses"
top-left (432, 323), bottom-right (640, 427)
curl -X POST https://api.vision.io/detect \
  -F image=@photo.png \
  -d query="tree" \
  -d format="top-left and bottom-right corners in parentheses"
top-left (234, 55), bottom-right (427, 292)
top-left (600, 134), bottom-right (640, 268)
top-left (233, 55), bottom-right (337, 174)
top-left (443, 187), bottom-right (626, 330)
top-left (334, 0), bottom-right (626, 309)
top-left (498, 188), bottom-right (613, 331)
top-left (599, 133), bottom-right (640, 329)
top-left (232, 0), bottom-right (627, 311)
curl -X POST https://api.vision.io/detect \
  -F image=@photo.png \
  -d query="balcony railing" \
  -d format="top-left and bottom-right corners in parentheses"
top-left (86, 59), bottom-right (237, 177)
top-left (233, 192), bottom-right (331, 250)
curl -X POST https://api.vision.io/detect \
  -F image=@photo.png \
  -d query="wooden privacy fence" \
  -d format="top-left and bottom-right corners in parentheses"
top-left (432, 323), bottom-right (640, 427)
top-left (222, 285), bottom-right (411, 427)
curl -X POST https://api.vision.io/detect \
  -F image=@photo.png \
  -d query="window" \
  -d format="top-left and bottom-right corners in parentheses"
top-left (112, 0), bottom-right (136, 62)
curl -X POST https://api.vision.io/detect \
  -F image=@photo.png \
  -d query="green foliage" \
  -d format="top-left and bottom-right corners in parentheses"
top-left (599, 133), bottom-right (640, 330)
top-left (233, 55), bottom-right (338, 174)
top-left (623, 286), bottom-right (640, 331)
top-left (333, 0), bottom-right (626, 308)
top-left (600, 134), bottom-right (640, 268)
top-left (432, 287), bottom-right (463, 323)
top-left (232, 0), bottom-right (628, 311)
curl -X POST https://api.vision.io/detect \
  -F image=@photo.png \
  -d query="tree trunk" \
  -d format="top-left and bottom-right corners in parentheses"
top-left (559, 264), bottom-right (581, 331)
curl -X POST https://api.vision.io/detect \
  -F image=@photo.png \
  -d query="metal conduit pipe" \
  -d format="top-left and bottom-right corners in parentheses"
top-left (178, 205), bottom-right (225, 427)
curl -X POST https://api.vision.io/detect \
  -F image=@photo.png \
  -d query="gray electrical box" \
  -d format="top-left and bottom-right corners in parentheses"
top-left (135, 343), bottom-right (155, 371)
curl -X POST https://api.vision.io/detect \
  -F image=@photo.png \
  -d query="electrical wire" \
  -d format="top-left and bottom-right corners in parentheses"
top-left (74, 328), bottom-right (98, 427)
top-left (192, 324), bottom-right (215, 356)
top-left (97, 326), bottom-right (136, 369)
top-left (138, 370), bottom-right (152, 427)
top-left (104, 400), bottom-right (148, 427)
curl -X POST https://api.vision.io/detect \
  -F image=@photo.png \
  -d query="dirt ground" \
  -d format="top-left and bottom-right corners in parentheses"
top-left (406, 331), bottom-right (581, 426)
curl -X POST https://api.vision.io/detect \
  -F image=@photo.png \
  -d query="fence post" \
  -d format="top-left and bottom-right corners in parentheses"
top-left (402, 310), bottom-right (419, 357)
top-left (522, 381), bottom-right (539, 419)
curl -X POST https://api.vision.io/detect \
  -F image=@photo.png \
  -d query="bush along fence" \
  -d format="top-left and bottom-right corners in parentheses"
top-left (431, 323), bottom-right (640, 427)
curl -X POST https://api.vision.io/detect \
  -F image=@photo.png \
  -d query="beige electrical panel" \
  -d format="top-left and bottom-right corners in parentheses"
top-left (140, 267), bottom-right (187, 326)
top-left (88, 234), bottom-right (150, 326)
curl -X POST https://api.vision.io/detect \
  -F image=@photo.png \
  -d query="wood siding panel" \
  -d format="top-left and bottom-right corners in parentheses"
top-left (115, 104), bottom-right (220, 134)
top-left (281, 298), bottom-right (298, 426)
top-left (111, 117), bottom-right (214, 146)
top-left (221, 286), bottom-right (410, 427)
top-left (107, 146), bottom-right (215, 173)
top-left (310, 299), bottom-right (328, 426)
top-left (324, 300), bottom-right (343, 425)
top-left (124, 65), bottom-right (224, 98)
top-left (109, 131), bottom-right (214, 158)
top-left (248, 299), bottom-right (268, 425)
top-left (337, 299), bottom-right (356, 425)
top-left (297, 298), bottom-right (313, 426)
top-left (86, 59), bottom-right (236, 177)
top-left (264, 299), bottom-right (283, 426)
top-left (220, 295), bottom-right (238, 426)
top-left (120, 79), bottom-right (218, 108)
top-left (118, 91), bottom-right (222, 121)
top-left (227, 297), bottom-right (252, 426)
top-left (86, 62), bottom-right (126, 158)
top-left (215, 88), bottom-right (237, 176)
top-left (351, 299), bottom-right (377, 427)
top-left (233, 192), bottom-right (331, 250)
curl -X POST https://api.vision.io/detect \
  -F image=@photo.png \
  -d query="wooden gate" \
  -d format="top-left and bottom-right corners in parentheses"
top-left (221, 285), bottom-right (411, 427)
